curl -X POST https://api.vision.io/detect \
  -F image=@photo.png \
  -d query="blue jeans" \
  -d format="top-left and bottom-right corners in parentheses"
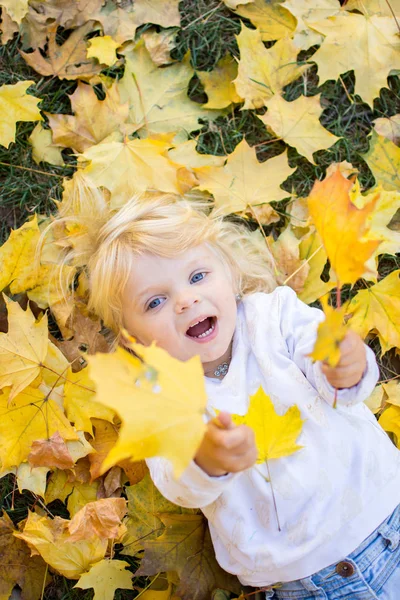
top-left (265, 504), bottom-right (400, 599)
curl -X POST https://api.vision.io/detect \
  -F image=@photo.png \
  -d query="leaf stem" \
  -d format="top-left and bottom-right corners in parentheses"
top-left (0, 161), bottom-right (62, 178)
top-left (266, 460), bottom-right (281, 531)
top-left (333, 282), bottom-right (341, 409)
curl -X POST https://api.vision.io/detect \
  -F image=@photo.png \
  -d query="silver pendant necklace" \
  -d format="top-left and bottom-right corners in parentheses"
top-left (214, 361), bottom-right (230, 377)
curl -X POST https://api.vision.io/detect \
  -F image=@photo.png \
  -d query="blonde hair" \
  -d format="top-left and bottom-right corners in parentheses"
top-left (51, 177), bottom-right (277, 334)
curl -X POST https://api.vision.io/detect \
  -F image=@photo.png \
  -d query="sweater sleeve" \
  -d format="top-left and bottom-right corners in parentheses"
top-left (146, 456), bottom-right (239, 509)
top-left (278, 286), bottom-right (379, 408)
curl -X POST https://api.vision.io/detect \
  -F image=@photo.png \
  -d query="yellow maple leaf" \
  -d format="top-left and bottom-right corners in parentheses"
top-left (234, 25), bottom-right (307, 109)
top-left (47, 81), bottom-right (130, 153)
top-left (344, 0), bottom-right (400, 16)
top-left (198, 55), bottom-right (241, 109)
top-left (282, 0), bottom-right (341, 50)
top-left (347, 269), bottom-right (400, 354)
top-left (14, 511), bottom-right (107, 579)
top-left (28, 122), bottom-right (64, 166)
top-left (141, 28), bottom-right (177, 66)
top-left (1, 0), bottom-right (29, 24)
top-left (81, 137), bottom-right (182, 203)
top-left (0, 80), bottom-right (43, 148)
top-left (229, 0), bottom-right (296, 41)
top-left (310, 13), bottom-right (400, 107)
top-left (308, 295), bottom-right (348, 367)
top-left (196, 139), bottom-right (294, 214)
top-left (261, 94), bottom-right (340, 164)
top-left (68, 498), bottom-right (127, 542)
top-left (74, 559), bottom-right (133, 600)
top-left (378, 405), bottom-right (400, 447)
top-left (64, 367), bottom-right (115, 436)
top-left (87, 341), bottom-right (207, 478)
top-left (231, 387), bottom-right (304, 463)
top-left (87, 35), bottom-right (120, 67)
top-left (0, 214), bottom-right (40, 292)
top-left (307, 169), bottom-right (380, 285)
top-left (298, 230), bottom-right (336, 304)
top-left (362, 130), bottom-right (400, 192)
top-left (118, 41), bottom-right (221, 136)
top-left (0, 385), bottom-right (77, 471)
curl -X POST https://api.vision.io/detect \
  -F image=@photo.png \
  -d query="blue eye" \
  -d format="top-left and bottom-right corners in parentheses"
top-left (191, 272), bottom-right (206, 284)
top-left (148, 298), bottom-right (162, 310)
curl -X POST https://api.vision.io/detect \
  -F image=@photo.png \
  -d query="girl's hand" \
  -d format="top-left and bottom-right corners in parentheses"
top-left (194, 411), bottom-right (258, 477)
top-left (321, 330), bottom-right (367, 389)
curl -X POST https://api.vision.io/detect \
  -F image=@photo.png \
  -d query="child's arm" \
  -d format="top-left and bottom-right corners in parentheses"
top-left (146, 413), bottom-right (257, 508)
top-left (278, 286), bottom-right (379, 408)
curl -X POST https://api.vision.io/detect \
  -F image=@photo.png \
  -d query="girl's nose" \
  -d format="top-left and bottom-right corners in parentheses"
top-left (174, 291), bottom-right (200, 313)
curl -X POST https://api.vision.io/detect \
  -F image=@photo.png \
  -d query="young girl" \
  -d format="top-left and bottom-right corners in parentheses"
top-left (68, 189), bottom-right (400, 599)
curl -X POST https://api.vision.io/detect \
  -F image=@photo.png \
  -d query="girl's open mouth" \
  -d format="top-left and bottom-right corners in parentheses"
top-left (185, 316), bottom-right (218, 342)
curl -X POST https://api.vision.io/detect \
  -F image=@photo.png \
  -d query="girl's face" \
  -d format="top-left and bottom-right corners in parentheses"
top-left (121, 244), bottom-right (237, 372)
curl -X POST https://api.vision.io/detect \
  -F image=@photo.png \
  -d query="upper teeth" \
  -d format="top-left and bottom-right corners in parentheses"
top-left (190, 317), bottom-right (207, 328)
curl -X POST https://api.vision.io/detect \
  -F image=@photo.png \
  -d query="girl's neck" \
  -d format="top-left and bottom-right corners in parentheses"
top-left (202, 340), bottom-right (233, 379)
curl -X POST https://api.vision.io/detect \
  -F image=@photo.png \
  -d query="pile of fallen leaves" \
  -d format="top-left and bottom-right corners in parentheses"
top-left (0, 1), bottom-right (400, 599)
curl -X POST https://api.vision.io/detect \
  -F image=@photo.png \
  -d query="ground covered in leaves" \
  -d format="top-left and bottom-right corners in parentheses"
top-left (0, 1), bottom-right (400, 599)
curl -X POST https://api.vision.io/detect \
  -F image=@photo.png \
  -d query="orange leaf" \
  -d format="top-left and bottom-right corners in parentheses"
top-left (28, 431), bottom-right (75, 470)
top-left (68, 497), bottom-right (127, 542)
top-left (307, 169), bottom-right (380, 284)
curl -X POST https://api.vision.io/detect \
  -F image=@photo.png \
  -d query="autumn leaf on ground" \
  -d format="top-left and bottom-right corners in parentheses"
top-left (378, 405), bottom-right (400, 447)
top-left (0, 512), bottom-right (50, 600)
top-left (362, 130), bottom-right (400, 192)
top-left (234, 25), bottom-right (307, 109)
top-left (297, 230), bottom-right (336, 304)
top-left (64, 366), bottom-right (113, 435)
top-left (0, 214), bottom-right (41, 292)
top-left (122, 472), bottom-right (190, 556)
top-left (0, 0), bottom-right (29, 24)
top-left (74, 559), bottom-right (133, 600)
top-left (196, 139), bottom-right (294, 214)
top-left (308, 296), bottom-right (348, 367)
top-left (0, 297), bottom-right (53, 400)
top-left (228, 0), bottom-right (296, 41)
top-left (346, 269), bottom-right (400, 354)
top-left (373, 114), bottom-right (400, 145)
top-left (132, 0), bottom-right (181, 28)
top-left (231, 387), bottom-right (304, 463)
top-left (44, 462), bottom-right (99, 516)
top-left (87, 341), bottom-right (207, 478)
top-left (261, 94), bottom-right (340, 164)
top-left (14, 511), bottom-right (108, 579)
top-left (344, 0), bottom-right (400, 16)
top-left (68, 497), bottom-right (127, 541)
top-left (118, 41), bottom-right (221, 136)
top-left (28, 122), bottom-right (64, 166)
top-left (89, 418), bottom-right (147, 484)
top-left (87, 35), bottom-right (120, 66)
top-left (269, 227), bottom-right (310, 293)
top-left (20, 22), bottom-right (104, 80)
top-left (81, 137), bottom-right (183, 203)
top-left (141, 28), bottom-right (178, 66)
top-left (28, 431), bottom-right (75, 470)
top-left (47, 81), bottom-right (130, 153)
top-left (198, 55), bottom-right (241, 109)
top-left (282, 0), bottom-right (341, 49)
top-left (310, 13), bottom-right (400, 107)
top-left (0, 7), bottom-right (19, 44)
top-left (0, 385), bottom-right (77, 471)
top-left (137, 513), bottom-right (241, 600)
top-left (307, 169), bottom-right (380, 284)
top-left (0, 80), bottom-right (43, 148)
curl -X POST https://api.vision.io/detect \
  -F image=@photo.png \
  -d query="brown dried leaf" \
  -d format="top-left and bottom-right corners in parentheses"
top-left (28, 431), bottom-right (75, 470)
top-left (68, 497), bottom-right (127, 542)
top-left (20, 22), bottom-right (104, 80)
top-left (0, 512), bottom-right (50, 600)
top-left (0, 7), bottom-right (18, 45)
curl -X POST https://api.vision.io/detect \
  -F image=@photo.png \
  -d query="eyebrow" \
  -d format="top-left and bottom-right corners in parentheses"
top-left (136, 256), bottom-right (211, 303)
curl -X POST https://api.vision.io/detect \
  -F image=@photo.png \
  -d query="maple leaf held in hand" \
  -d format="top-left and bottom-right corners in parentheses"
top-left (87, 339), bottom-right (207, 478)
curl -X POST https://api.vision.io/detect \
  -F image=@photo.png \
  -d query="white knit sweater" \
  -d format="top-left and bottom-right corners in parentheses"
top-left (147, 287), bottom-right (400, 587)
